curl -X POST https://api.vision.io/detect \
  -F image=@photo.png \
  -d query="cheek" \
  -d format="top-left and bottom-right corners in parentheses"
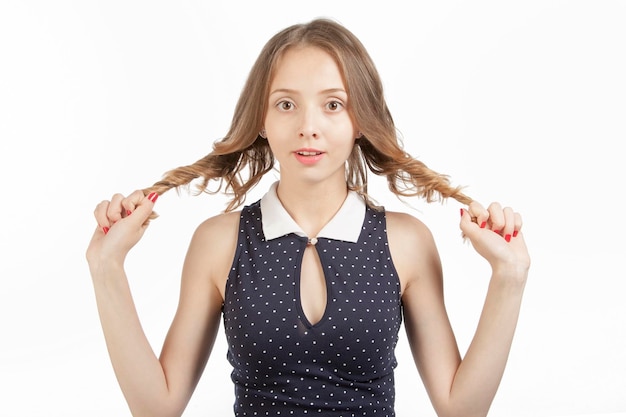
top-left (331, 136), bottom-right (357, 157)
top-left (265, 135), bottom-right (292, 158)
top-left (264, 115), bottom-right (295, 138)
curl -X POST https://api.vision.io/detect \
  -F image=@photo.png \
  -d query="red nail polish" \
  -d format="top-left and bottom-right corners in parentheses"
top-left (505, 234), bottom-right (511, 242)
top-left (103, 226), bottom-right (109, 234)
top-left (126, 209), bottom-right (132, 216)
top-left (147, 192), bottom-right (159, 203)
top-left (513, 230), bottom-right (518, 237)
top-left (493, 230), bottom-right (501, 235)
top-left (460, 208), bottom-right (464, 217)
top-left (480, 221), bottom-right (486, 229)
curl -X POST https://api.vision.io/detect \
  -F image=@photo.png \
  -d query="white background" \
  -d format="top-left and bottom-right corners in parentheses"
top-left (1, 1), bottom-right (625, 416)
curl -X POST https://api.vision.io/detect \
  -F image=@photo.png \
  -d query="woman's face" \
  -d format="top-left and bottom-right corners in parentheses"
top-left (264, 46), bottom-right (358, 186)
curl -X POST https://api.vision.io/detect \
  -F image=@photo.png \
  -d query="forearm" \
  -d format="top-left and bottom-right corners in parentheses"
top-left (90, 262), bottom-right (178, 417)
top-left (447, 269), bottom-right (527, 417)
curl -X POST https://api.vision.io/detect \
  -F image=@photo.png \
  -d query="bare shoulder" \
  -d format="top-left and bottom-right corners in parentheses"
top-left (385, 211), bottom-right (442, 291)
top-left (188, 210), bottom-right (241, 261)
top-left (183, 210), bottom-right (242, 299)
top-left (385, 210), bottom-right (436, 251)
top-left (193, 210), bottom-right (241, 243)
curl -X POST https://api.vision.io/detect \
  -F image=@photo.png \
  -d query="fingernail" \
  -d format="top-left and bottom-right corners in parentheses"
top-left (102, 226), bottom-right (109, 234)
top-left (460, 208), bottom-right (464, 217)
top-left (480, 221), bottom-right (486, 229)
top-left (505, 234), bottom-right (512, 242)
top-left (493, 230), bottom-right (501, 235)
top-left (147, 192), bottom-right (159, 203)
top-left (513, 230), bottom-right (519, 237)
top-left (126, 209), bottom-right (132, 216)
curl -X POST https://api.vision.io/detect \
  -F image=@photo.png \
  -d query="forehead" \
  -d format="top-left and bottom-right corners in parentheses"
top-left (270, 46), bottom-right (345, 89)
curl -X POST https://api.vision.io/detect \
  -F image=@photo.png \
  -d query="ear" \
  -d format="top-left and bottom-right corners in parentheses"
top-left (259, 128), bottom-right (267, 139)
top-left (356, 131), bottom-right (363, 139)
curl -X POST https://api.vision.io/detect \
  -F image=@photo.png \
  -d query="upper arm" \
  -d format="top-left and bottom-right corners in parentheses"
top-left (157, 211), bottom-right (240, 413)
top-left (386, 211), bottom-right (461, 411)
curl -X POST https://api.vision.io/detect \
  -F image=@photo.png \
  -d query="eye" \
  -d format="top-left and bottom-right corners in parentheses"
top-left (277, 100), bottom-right (294, 111)
top-left (326, 100), bottom-right (344, 111)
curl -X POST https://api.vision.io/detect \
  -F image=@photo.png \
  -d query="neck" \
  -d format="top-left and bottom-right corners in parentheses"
top-left (275, 178), bottom-right (349, 237)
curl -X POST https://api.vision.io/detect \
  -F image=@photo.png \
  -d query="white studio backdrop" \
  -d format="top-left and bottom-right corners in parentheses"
top-left (0, 1), bottom-right (625, 416)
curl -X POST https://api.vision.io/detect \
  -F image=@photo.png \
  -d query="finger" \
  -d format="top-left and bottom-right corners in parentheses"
top-left (468, 201), bottom-right (489, 229)
top-left (94, 200), bottom-right (112, 232)
top-left (501, 206), bottom-right (516, 242)
top-left (459, 207), bottom-right (480, 238)
top-left (487, 202), bottom-right (505, 234)
top-left (513, 211), bottom-right (523, 238)
top-left (124, 192), bottom-right (160, 228)
top-left (106, 193), bottom-right (126, 224)
top-left (121, 190), bottom-right (148, 218)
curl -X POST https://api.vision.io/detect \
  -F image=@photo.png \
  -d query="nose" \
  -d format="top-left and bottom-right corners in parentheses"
top-left (298, 106), bottom-right (319, 139)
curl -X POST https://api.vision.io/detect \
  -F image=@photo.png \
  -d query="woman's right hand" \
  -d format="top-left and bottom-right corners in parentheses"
top-left (86, 190), bottom-right (159, 270)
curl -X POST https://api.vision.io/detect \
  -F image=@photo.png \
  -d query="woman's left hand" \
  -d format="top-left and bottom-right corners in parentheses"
top-left (460, 201), bottom-right (531, 279)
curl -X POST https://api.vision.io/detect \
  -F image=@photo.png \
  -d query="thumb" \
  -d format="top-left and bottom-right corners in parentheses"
top-left (127, 192), bottom-right (160, 228)
top-left (459, 208), bottom-right (480, 240)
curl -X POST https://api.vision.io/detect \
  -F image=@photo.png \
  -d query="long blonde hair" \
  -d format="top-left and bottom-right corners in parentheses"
top-left (143, 18), bottom-right (472, 211)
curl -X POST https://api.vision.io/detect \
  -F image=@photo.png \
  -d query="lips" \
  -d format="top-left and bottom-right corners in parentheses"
top-left (295, 148), bottom-right (323, 156)
top-left (293, 148), bottom-right (325, 165)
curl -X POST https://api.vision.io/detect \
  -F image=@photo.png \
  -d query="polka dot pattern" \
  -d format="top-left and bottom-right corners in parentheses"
top-left (223, 201), bottom-right (403, 416)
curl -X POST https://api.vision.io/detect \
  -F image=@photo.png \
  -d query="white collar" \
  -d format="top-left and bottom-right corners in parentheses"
top-left (260, 182), bottom-right (365, 243)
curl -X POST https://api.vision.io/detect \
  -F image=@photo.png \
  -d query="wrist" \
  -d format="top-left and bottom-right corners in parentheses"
top-left (88, 256), bottom-right (126, 283)
top-left (490, 264), bottom-right (529, 289)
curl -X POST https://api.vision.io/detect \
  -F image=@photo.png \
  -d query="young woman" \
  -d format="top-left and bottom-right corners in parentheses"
top-left (86, 18), bottom-right (530, 417)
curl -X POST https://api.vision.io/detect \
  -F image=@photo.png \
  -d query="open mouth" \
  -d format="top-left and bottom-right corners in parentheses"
top-left (296, 151), bottom-right (323, 156)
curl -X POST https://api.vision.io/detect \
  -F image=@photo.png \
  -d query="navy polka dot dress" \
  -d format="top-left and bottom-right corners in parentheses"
top-left (223, 200), bottom-right (403, 416)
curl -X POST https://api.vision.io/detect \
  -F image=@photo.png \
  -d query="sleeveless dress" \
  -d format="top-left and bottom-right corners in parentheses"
top-left (223, 186), bottom-right (403, 416)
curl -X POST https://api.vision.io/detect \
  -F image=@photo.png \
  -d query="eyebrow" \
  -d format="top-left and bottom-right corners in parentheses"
top-left (269, 88), bottom-right (347, 96)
